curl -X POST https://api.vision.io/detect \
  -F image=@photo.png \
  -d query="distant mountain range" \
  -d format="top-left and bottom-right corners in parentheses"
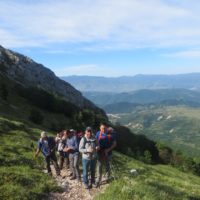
top-left (61, 74), bottom-right (200, 92)
top-left (82, 89), bottom-right (200, 108)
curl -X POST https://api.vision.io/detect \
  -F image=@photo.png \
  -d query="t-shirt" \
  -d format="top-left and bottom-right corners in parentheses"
top-left (38, 137), bottom-right (56, 157)
top-left (96, 131), bottom-right (116, 154)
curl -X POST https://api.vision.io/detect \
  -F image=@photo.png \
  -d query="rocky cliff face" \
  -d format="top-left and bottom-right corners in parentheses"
top-left (0, 45), bottom-right (99, 111)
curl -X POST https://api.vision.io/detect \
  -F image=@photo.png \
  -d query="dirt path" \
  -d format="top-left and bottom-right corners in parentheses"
top-left (46, 166), bottom-right (108, 200)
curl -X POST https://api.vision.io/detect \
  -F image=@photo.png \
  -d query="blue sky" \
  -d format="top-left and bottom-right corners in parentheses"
top-left (1, 0), bottom-right (200, 77)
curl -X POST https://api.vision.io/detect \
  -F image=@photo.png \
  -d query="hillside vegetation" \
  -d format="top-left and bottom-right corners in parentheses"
top-left (0, 116), bottom-right (60, 200)
top-left (96, 152), bottom-right (200, 200)
top-left (0, 74), bottom-right (107, 132)
top-left (108, 105), bottom-right (200, 157)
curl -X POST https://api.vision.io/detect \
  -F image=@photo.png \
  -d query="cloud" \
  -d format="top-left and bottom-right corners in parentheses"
top-left (164, 50), bottom-right (200, 58)
top-left (54, 64), bottom-right (125, 77)
top-left (0, 0), bottom-right (200, 51)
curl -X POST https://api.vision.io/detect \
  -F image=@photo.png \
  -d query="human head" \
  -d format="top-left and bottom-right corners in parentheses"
top-left (69, 129), bottom-right (75, 137)
top-left (41, 131), bottom-right (47, 139)
top-left (85, 127), bottom-right (92, 138)
top-left (107, 127), bottom-right (114, 133)
top-left (100, 123), bottom-right (107, 132)
top-left (57, 132), bottom-right (61, 137)
top-left (62, 130), bottom-right (69, 138)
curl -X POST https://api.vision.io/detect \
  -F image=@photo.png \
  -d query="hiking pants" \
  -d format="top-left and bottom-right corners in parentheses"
top-left (82, 158), bottom-right (96, 185)
top-left (59, 151), bottom-right (69, 170)
top-left (96, 154), bottom-right (112, 183)
top-left (69, 153), bottom-right (80, 179)
top-left (45, 152), bottom-right (60, 175)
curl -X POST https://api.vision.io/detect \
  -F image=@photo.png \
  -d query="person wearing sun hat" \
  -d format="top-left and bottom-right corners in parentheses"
top-left (35, 131), bottom-right (60, 176)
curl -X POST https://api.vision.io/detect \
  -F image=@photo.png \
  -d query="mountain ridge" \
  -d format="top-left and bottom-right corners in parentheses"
top-left (82, 88), bottom-right (200, 107)
top-left (0, 45), bottom-right (101, 112)
top-left (61, 74), bottom-right (200, 92)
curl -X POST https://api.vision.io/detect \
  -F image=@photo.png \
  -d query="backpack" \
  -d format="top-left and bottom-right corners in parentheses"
top-left (98, 131), bottom-right (112, 142)
top-left (82, 136), bottom-right (96, 149)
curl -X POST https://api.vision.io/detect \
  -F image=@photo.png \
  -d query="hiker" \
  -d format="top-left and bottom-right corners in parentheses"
top-left (79, 127), bottom-right (97, 189)
top-left (95, 124), bottom-right (117, 187)
top-left (56, 130), bottom-right (70, 170)
top-left (63, 129), bottom-right (80, 180)
top-left (35, 131), bottom-right (60, 176)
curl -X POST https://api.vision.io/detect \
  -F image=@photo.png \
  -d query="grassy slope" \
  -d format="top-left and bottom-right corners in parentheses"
top-left (0, 115), bottom-right (200, 200)
top-left (108, 105), bottom-right (200, 157)
top-left (96, 152), bottom-right (200, 200)
top-left (0, 116), bottom-right (60, 200)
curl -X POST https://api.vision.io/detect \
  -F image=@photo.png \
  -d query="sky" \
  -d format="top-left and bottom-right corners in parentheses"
top-left (1, 0), bottom-right (200, 77)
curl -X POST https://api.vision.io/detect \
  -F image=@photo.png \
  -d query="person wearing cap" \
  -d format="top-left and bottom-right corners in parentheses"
top-left (79, 127), bottom-right (97, 189)
top-left (95, 124), bottom-right (117, 187)
top-left (35, 131), bottom-right (60, 176)
top-left (63, 129), bottom-right (80, 180)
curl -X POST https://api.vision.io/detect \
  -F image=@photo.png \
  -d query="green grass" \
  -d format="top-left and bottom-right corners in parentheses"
top-left (109, 105), bottom-right (200, 157)
top-left (0, 116), bottom-right (60, 200)
top-left (0, 115), bottom-right (200, 200)
top-left (96, 152), bottom-right (200, 200)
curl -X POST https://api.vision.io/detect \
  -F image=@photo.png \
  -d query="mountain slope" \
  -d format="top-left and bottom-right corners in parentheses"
top-left (0, 116), bottom-right (59, 200)
top-left (96, 152), bottom-right (200, 200)
top-left (1, 116), bottom-right (200, 200)
top-left (61, 74), bottom-right (200, 92)
top-left (0, 45), bottom-right (108, 131)
top-left (0, 45), bottom-right (100, 111)
top-left (108, 105), bottom-right (200, 157)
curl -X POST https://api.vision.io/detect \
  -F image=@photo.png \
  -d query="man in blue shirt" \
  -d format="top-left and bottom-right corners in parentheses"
top-left (95, 124), bottom-right (117, 187)
top-left (63, 129), bottom-right (80, 181)
top-left (35, 131), bottom-right (60, 176)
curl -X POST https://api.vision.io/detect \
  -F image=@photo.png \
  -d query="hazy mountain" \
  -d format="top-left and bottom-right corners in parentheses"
top-left (61, 74), bottom-right (200, 92)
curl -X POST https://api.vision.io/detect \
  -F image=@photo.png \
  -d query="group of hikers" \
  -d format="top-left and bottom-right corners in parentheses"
top-left (35, 123), bottom-right (117, 189)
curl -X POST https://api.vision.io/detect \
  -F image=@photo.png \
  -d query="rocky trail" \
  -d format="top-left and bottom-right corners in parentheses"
top-left (45, 166), bottom-right (108, 200)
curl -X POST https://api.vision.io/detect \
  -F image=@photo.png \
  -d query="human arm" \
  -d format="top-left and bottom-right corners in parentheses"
top-left (104, 140), bottom-right (117, 155)
top-left (79, 137), bottom-right (87, 153)
top-left (34, 148), bottom-right (40, 158)
top-left (63, 137), bottom-right (78, 152)
top-left (35, 141), bottom-right (41, 158)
